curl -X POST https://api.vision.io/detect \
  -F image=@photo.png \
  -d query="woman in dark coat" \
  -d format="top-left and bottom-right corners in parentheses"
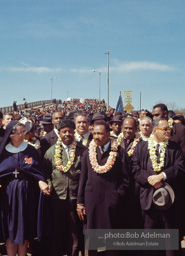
top-left (0, 121), bottom-right (50, 256)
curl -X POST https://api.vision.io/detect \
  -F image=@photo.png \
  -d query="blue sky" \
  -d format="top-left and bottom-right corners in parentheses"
top-left (1, 0), bottom-right (185, 111)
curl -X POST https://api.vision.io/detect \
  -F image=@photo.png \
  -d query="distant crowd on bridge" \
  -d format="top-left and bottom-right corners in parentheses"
top-left (0, 99), bottom-right (185, 256)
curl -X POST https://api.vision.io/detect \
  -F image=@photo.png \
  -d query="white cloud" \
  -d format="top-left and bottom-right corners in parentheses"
top-left (0, 60), bottom-right (175, 74)
top-left (109, 60), bottom-right (175, 72)
top-left (0, 66), bottom-right (65, 73)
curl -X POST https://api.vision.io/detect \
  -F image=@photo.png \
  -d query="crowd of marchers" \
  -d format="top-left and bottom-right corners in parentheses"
top-left (0, 101), bottom-right (185, 256)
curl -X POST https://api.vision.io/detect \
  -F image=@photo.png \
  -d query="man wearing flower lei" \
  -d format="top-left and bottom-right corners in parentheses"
top-left (152, 103), bottom-right (185, 158)
top-left (74, 112), bottom-right (91, 147)
top-left (132, 118), bottom-right (185, 255)
top-left (119, 117), bottom-right (144, 232)
top-left (43, 119), bottom-right (86, 256)
top-left (77, 122), bottom-right (130, 255)
top-left (119, 117), bottom-right (140, 158)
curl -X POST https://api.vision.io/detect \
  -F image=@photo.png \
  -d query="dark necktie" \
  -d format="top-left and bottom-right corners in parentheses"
top-left (80, 135), bottom-right (83, 142)
top-left (156, 144), bottom-right (160, 163)
top-left (100, 145), bottom-right (104, 155)
top-left (125, 139), bottom-right (130, 149)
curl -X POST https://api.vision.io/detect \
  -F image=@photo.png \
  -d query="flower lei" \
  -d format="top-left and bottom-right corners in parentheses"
top-left (148, 134), bottom-right (168, 172)
top-left (54, 138), bottom-right (77, 172)
top-left (117, 133), bottom-right (124, 146)
top-left (168, 118), bottom-right (173, 130)
top-left (127, 138), bottom-right (140, 157)
top-left (89, 139), bottom-right (118, 174)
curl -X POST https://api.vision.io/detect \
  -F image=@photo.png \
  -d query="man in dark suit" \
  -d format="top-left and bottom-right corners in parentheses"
top-left (120, 117), bottom-right (143, 239)
top-left (152, 103), bottom-right (185, 241)
top-left (152, 103), bottom-right (185, 158)
top-left (120, 117), bottom-right (139, 155)
top-left (40, 112), bottom-right (64, 157)
top-left (77, 122), bottom-right (130, 256)
top-left (132, 118), bottom-right (184, 256)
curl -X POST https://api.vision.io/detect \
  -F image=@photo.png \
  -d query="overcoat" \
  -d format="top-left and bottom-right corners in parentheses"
top-left (77, 143), bottom-right (130, 229)
top-left (132, 140), bottom-right (185, 211)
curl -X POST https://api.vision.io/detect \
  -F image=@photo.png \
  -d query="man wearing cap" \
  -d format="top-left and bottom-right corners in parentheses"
top-left (91, 112), bottom-right (107, 126)
top-left (43, 119), bottom-right (86, 256)
top-left (132, 118), bottom-right (184, 255)
top-left (109, 115), bottom-right (122, 138)
top-left (40, 112), bottom-right (63, 157)
top-left (40, 114), bottom-right (53, 134)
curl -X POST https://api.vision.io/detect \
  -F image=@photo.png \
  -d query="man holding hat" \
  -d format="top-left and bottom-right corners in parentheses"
top-left (43, 119), bottom-right (86, 256)
top-left (132, 118), bottom-right (184, 256)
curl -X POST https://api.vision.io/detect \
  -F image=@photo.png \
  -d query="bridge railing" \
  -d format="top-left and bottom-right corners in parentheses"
top-left (0, 100), bottom-right (52, 114)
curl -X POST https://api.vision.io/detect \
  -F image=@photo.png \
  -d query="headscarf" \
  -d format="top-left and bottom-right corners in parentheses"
top-left (0, 121), bottom-right (18, 158)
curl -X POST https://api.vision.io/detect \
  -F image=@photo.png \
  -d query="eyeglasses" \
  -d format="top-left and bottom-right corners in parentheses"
top-left (155, 127), bottom-right (170, 132)
top-left (15, 131), bottom-right (26, 136)
top-left (152, 114), bottom-right (160, 117)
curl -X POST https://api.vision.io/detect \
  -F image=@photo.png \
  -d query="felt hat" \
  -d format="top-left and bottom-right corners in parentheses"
top-left (110, 115), bottom-right (123, 124)
top-left (57, 119), bottom-right (75, 131)
top-left (153, 182), bottom-right (175, 210)
top-left (40, 114), bottom-right (52, 125)
top-left (91, 112), bottom-right (107, 123)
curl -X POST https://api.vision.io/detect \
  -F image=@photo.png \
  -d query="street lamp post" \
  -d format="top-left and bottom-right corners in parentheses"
top-left (105, 50), bottom-right (109, 111)
top-left (93, 70), bottom-right (101, 101)
top-left (51, 77), bottom-right (57, 101)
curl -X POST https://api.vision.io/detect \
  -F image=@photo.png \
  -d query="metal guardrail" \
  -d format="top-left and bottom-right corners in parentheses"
top-left (0, 100), bottom-right (52, 114)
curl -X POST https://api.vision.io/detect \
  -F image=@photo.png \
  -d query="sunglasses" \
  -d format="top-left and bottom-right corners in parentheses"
top-left (155, 127), bottom-right (170, 132)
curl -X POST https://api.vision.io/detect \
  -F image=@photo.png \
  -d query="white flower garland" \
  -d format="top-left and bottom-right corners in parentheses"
top-left (89, 139), bottom-right (118, 174)
top-left (168, 118), bottom-right (173, 130)
top-left (54, 138), bottom-right (77, 172)
top-left (148, 134), bottom-right (168, 172)
top-left (127, 138), bottom-right (140, 157)
top-left (116, 132), bottom-right (140, 157)
top-left (117, 133), bottom-right (124, 146)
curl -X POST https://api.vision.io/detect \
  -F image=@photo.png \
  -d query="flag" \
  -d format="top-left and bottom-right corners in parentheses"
top-left (115, 93), bottom-right (124, 114)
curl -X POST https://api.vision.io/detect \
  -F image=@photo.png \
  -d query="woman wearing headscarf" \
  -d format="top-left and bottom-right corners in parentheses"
top-left (0, 121), bottom-right (50, 256)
